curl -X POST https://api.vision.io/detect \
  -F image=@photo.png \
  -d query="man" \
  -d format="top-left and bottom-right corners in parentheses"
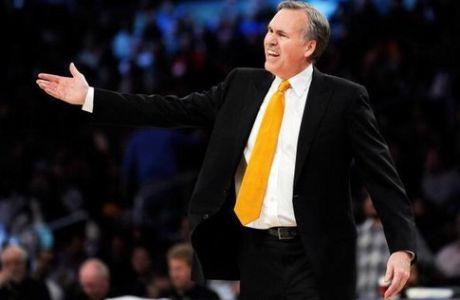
top-left (68, 258), bottom-right (112, 300)
top-left (435, 212), bottom-right (460, 280)
top-left (36, 1), bottom-right (417, 299)
top-left (159, 243), bottom-right (220, 300)
top-left (0, 245), bottom-right (51, 300)
top-left (123, 245), bottom-right (154, 297)
top-left (33, 250), bottom-right (64, 300)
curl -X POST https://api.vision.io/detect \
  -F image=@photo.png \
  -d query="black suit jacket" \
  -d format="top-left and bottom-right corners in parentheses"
top-left (90, 67), bottom-right (417, 300)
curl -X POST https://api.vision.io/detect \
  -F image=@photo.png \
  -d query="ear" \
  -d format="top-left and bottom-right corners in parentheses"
top-left (304, 40), bottom-right (317, 59)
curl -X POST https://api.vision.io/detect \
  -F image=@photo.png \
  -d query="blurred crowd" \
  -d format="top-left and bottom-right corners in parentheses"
top-left (1, 0), bottom-right (460, 299)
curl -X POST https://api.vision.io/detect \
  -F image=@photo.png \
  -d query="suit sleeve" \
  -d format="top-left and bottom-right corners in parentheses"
top-left (347, 85), bottom-right (417, 258)
top-left (89, 69), bottom-right (237, 129)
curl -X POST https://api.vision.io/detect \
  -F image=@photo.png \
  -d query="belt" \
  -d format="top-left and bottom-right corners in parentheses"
top-left (266, 227), bottom-right (298, 240)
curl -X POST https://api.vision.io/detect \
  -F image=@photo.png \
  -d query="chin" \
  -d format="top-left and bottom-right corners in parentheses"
top-left (264, 61), bottom-right (278, 76)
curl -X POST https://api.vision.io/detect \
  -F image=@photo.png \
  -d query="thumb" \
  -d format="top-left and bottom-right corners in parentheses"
top-left (69, 62), bottom-right (82, 78)
top-left (384, 263), bottom-right (394, 283)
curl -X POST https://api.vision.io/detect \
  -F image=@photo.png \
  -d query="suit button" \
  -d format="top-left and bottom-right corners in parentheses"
top-left (202, 214), bottom-right (210, 220)
top-left (293, 194), bottom-right (299, 199)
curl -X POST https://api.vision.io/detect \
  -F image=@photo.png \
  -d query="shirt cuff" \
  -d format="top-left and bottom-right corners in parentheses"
top-left (405, 250), bottom-right (415, 261)
top-left (81, 87), bottom-right (94, 113)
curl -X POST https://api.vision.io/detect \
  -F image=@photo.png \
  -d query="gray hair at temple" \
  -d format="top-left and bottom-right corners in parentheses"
top-left (277, 1), bottom-right (330, 61)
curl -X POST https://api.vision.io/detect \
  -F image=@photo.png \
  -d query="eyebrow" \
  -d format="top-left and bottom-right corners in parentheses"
top-left (267, 25), bottom-right (290, 36)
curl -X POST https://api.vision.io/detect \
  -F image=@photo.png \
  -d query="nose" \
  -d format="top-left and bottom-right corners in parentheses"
top-left (265, 32), bottom-right (277, 46)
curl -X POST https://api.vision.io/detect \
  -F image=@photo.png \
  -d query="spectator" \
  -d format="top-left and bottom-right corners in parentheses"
top-left (145, 272), bottom-right (171, 299)
top-left (0, 245), bottom-right (51, 300)
top-left (66, 258), bottom-right (113, 300)
top-left (160, 243), bottom-right (220, 300)
top-left (33, 250), bottom-right (64, 300)
top-left (435, 212), bottom-right (460, 280)
top-left (123, 245), bottom-right (154, 297)
top-left (356, 192), bottom-right (391, 299)
top-left (422, 147), bottom-right (460, 208)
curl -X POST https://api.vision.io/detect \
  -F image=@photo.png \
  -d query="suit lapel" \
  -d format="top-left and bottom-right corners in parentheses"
top-left (232, 68), bottom-right (331, 187)
top-left (294, 67), bottom-right (332, 187)
top-left (234, 71), bottom-right (274, 159)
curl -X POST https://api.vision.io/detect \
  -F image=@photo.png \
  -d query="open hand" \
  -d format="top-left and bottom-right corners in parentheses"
top-left (383, 251), bottom-right (411, 300)
top-left (36, 62), bottom-right (89, 105)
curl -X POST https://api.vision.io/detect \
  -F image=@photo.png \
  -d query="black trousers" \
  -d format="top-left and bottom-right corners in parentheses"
top-left (237, 227), bottom-right (322, 300)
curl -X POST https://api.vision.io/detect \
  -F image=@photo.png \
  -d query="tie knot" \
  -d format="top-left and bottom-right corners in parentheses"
top-left (277, 80), bottom-right (291, 93)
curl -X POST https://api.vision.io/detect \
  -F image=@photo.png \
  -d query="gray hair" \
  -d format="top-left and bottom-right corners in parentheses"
top-left (277, 1), bottom-right (330, 61)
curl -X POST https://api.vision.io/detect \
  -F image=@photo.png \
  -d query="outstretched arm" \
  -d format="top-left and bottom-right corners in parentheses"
top-left (37, 63), bottom-right (235, 129)
top-left (36, 62), bottom-right (89, 105)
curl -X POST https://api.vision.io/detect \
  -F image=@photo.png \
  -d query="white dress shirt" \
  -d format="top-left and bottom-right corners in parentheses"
top-left (82, 86), bottom-right (94, 112)
top-left (82, 64), bottom-right (314, 230)
top-left (235, 64), bottom-right (313, 229)
top-left (81, 66), bottom-right (416, 260)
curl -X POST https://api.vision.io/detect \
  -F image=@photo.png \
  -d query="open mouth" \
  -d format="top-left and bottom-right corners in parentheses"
top-left (267, 50), bottom-right (280, 58)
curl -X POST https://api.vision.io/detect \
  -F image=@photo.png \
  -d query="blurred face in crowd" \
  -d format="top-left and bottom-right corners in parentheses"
top-left (264, 8), bottom-right (316, 79)
top-left (147, 274), bottom-right (171, 298)
top-left (79, 262), bottom-right (110, 300)
top-left (132, 247), bottom-right (152, 275)
top-left (35, 250), bottom-right (54, 277)
top-left (168, 258), bottom-right (192, 291)
top-left (1, 246), bottom-right (27, 282)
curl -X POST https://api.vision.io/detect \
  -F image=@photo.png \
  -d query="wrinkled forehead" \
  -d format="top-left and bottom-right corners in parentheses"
top-left (269, 8), bottom-right (308, 35)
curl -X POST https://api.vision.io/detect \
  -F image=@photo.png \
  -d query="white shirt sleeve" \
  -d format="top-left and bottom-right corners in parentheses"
top-left (406, 250), bottom-right (416, 261)
top-left (81, 87), bottom-right (94, 113)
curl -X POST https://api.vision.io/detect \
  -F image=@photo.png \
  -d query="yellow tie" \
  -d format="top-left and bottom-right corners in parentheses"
top-left (234, 80), bottom-right (291, 225)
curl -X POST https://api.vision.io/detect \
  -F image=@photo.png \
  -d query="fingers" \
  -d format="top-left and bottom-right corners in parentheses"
top-left (384, 272), bottom-right (400, 299)
top-left (37, 72), bottom-right (65, 83)
top-left (36, 80), bottom-right (62, 99)
top-left (38, 63), bottom-right (81, 82)
top-left (382, 264), bottom-right (394, 299)
top-left (36, 79), bottom-right (55, 91)
top-left (384, 268), bottom-right (409, 300)
top-left (384, 263), bottom-right (393, 285)
top-left (383, 252), bottom-right (412, 299)
top-left (69, 62), bottom-right (83, 78)
top-left (36, 79), bottom-right (48, 91)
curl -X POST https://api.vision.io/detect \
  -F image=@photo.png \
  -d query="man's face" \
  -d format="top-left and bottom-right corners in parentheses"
top-left (1, 250), bottom-right (27, 282)
top-left (264, 8), bottom-right (314, 79)
top-left (79, 272), bottom-right (109, 300)
top-left (132, 247), bottom-right (151, 275)
top-left (168, 258), bottom-right (191, 291)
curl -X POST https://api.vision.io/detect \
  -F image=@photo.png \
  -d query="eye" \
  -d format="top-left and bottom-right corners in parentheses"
top-left (277, 31), bottom-right (289, 38)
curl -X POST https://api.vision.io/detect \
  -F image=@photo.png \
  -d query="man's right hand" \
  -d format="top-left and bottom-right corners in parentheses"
top-left (36, 62), bottom-right (89, 105)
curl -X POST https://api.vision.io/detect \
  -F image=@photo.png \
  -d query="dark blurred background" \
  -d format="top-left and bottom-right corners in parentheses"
top-left (1, 0), bottom-right (460, 299)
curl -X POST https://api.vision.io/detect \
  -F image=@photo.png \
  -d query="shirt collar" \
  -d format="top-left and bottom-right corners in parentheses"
top-left (274, 64), bottom-right (313, 97)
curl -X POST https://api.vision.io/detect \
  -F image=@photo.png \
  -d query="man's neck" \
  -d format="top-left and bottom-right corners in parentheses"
top-left (276, 62), bottom-right (313, 80)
